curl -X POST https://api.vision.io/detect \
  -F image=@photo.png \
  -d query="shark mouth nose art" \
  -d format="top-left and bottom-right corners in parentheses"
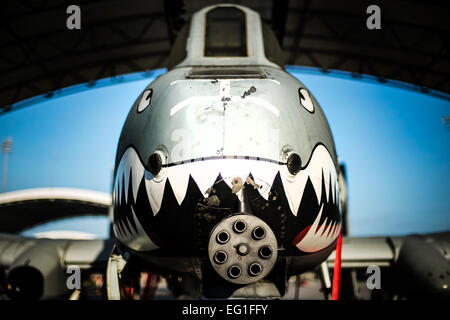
top-left (280, 144), bottom-right (342, 253)
top-left (112, 144), bottom-right (341, 254)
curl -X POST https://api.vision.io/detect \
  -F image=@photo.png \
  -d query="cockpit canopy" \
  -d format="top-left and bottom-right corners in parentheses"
top-left (165, 4), bottom-right (284, 69)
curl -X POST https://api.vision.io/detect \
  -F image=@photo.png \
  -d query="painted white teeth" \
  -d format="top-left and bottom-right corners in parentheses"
top-left (131, 165), bottom-right (144, 203)
top-left (332, 179), bottom-right (337, 204)
top-left (167, 163), bottom-right (190, 205)
top-left (125, 216), bottom-right (136, 237)
top-left (117, 220), bottom-right (126, 239)
top-left (219, 159), bottom-right (250, 180)
top-left (295, 204), bottom-right (339, 252)
top-left (332, 224), bottom-right (338, 238)
top-left (258, 190), bottom-right (270, 201)
top-left (334, 223), bottom-right (341, 238)
top-left (317, 217), bottom-right (328, 236)
top-left (115, 221), bottom-right (122, 239)
top-left (116, 223), bottom-right (124, 241)
top-left (124, 166), bottom-right (131, 204)
top-left (114, 147), bottom-right (145, 205)
top-left (248, 161), bottom-right (278, 185)
top-left (280, 166), bottom-right (308, 215)
top-left (113, 223), bottom-right (119, 238)
top-left (331, 179), bottom-right (335, 204)
top-left (116, 145), bottom-right (340, 220)
top-left (115, 145), bottom-right (342, 253)
top-left (117, 179), bottom-right (122, 206)
top-left (121, 219), bottom-right (131, 239)
top-left (113, 211), bottom-right (160, 251)
top-left (116, 148), bottom-right (283, 217)
top-left (130, 207), bottom-right (159, 251)
top-left (189, 161), bottom-right (221, 196)
top-left (324, 165), bottom-right (330, 202)
top-left (121, 222), bottom-right (130, 240)
top-left (249, 162), bottom-right (279, 200)
top-left (327, 221), bottom-right (336, 237)
top-left (280, 144), bottom-right (339, 216)
top-left (145, 175), bottom-right (167, 215)
top-left (310, 175), bottom-right (323, 205)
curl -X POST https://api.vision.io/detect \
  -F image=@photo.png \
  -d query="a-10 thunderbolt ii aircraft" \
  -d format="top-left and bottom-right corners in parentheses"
top-left (0, 4), bottom-right (449, 300)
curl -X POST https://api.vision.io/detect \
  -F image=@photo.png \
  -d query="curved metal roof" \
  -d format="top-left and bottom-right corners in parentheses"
top-left (0, 188), bottom-right (111, 233)
top-left (1, 0), bottom-right (449, 114)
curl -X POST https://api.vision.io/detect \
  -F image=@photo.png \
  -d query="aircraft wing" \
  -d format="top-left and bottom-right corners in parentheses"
top-left (326, 232), bottom-right (450, 299)
top-left (327, 237), bottom-right (395, 269)
top-left (1, 231), bottom-right (449, 300)
top-left (0, 232), bottom-right (113, 299)
top-left (0, 187), bottom-right (115, 300)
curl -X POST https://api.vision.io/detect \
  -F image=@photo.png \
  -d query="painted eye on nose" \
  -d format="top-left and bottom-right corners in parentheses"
top-left (138, 89), bottom-right (153, 113)
top-left (298, 88), bottom-right (314, 113)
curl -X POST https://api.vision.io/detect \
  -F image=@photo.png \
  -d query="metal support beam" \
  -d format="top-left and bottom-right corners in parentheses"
top-left (271, 0), bottom-right (289, 47)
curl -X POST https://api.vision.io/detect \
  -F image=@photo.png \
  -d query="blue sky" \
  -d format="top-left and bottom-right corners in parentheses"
top-left (1, 67), bottom-right (449, 237)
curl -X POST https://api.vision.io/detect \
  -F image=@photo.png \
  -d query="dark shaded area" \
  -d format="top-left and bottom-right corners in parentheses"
top-left (1, 0), bottom-right (449, 113)
top-left (204, 7), bottom-right (247, 57)
top-left (0, 199), bottom-right (108, 233)
top-left (6, 266), bottom-right (44, 300)
top-left (394, 235), bottom-right (450, 299)
top-left (201, 254), bottom-right (287, 298)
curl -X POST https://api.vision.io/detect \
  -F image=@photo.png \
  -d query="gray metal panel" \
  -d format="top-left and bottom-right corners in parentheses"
top-left (63, 239), bottom-right (113, 268)
top-left (0, 233), bottom-right (40, 267)
top-left (115, 66), bottom-right (338, 170)
top-left (326, 237), bottom-right (395, 268)
top-left (0, 233), bottom-right (112, 269)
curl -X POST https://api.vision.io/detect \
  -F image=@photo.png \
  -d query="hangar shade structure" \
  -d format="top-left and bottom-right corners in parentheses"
top-left (1, 0), bottom-right (449, 114)
top-left (0, 188), bottom-right (111, 233)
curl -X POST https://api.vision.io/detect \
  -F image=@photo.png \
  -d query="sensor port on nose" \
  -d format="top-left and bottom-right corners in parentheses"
top-left (248, 262), bottom-right (263, 276)
top-left (233, 220), bottom-right (247, 233)
top-left (259, 245), bottom-right (273, 259)
top-left (228, 265), bottom-right (242, 279)
top-left (216, 231), bottom-right (230, 244)
top-left (287, 153), bottom-right (302, 175)
top-left (147, 152), bottom-right (162, 176)
top-left (252, 226), bottom-right (265, 240)
top-left (214, 251), bottom-right (228, 264)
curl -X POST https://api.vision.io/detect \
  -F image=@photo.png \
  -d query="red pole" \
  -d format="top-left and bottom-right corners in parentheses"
top-left (331, 232), bottom-right (343, 300)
